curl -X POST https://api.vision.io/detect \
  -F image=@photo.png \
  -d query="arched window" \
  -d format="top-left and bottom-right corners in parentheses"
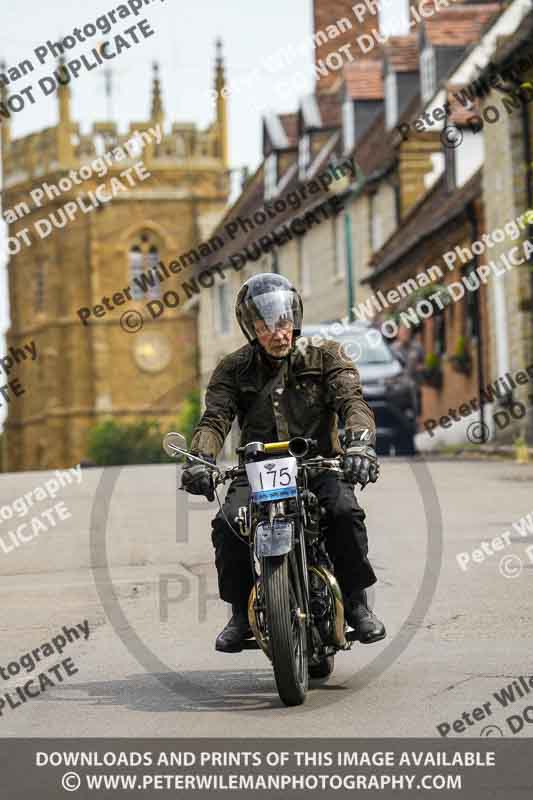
top-left (129, 232), bottom-right (162, 300)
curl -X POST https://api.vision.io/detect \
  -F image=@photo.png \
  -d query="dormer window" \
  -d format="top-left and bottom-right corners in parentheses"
top-left (342, 100), bottom-right (355, 154)
top-left (385, 71), bottom-right (398, 129)
top-left (299, 134), bottom-right (310, 180)
top-left (420, 47), bottom-right (436, 102)
top-left (265, 153), bottom-right (278, 200)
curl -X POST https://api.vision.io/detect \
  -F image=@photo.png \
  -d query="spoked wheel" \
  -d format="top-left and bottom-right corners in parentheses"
top-left (263, 554), bottom-right (308, 706)
top-left (309, 655), bottom-right (335, 680)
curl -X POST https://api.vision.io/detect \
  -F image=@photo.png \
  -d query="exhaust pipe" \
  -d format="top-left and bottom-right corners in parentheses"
top-left (288, 437), bottom-right (309, 458)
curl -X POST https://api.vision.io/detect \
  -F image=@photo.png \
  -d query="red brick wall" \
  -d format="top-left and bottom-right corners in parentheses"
top-left (313, 0), bottom-right (382, 92)
top-left (368, 207), bottom-right (492, 430)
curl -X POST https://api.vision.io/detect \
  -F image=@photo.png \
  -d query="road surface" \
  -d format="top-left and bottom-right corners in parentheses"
top-left (0, 457), bottom-right (531, 737)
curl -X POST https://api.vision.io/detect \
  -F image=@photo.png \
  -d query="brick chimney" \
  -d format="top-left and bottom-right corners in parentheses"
top-left (313, 0), bottom-right (383, 93)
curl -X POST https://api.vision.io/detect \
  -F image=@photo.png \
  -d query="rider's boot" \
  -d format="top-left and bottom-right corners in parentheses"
top-left (215, 602), bottom-right (253, 653)
top-left (344, 589), bottom-right (386, 644)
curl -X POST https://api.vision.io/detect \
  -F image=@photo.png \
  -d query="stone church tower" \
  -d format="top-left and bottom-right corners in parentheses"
top-left (1, 45), bottom-right (229, 471)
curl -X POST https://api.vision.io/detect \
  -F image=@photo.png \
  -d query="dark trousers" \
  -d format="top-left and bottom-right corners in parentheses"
top-left (211, 471), bottom-right (377, 607)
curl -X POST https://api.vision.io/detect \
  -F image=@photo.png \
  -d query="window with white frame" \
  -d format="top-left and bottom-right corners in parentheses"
top-left (298, 236), bottom-right (311, 298)
top-left (385, 71), bottom-right (398, 129)
top-left (215, 281), bottom-right (231, 335)
top-left (299, 134), bottom-right (310, 180)
top-left (264, 153), bottom-right (278, 200)
top-left (424, 151), bottom-right (446, 190)
top-left (420, 47), bottom-right (436, 103)
top-left (342, 99), bottom-right (355, 153)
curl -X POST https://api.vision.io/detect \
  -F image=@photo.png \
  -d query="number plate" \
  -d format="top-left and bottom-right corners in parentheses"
top-left (245, 456), bottom-right (298, 502)
top-left (255, 520), bottom-right (294, 558)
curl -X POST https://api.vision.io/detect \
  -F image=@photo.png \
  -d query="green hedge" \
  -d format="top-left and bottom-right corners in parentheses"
top-left (87, 390), bottom-right (201, 466)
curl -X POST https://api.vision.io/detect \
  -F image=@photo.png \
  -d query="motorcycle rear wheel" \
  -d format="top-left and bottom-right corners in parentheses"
top-left (263, 554), bottom-right (308, 707)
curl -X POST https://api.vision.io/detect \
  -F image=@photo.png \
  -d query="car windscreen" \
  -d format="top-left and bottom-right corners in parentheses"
top-left (337, 332), bottom-right (394, 365)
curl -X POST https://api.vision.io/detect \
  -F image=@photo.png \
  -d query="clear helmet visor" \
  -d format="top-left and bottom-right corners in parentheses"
top-left (243, 289), bottom-right (302, 339)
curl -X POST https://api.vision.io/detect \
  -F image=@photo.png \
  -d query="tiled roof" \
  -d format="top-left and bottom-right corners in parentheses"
top-left (315, 90), bottom-right (343, 128)
top-left (365, 169), bottom-right (483, 281)
top-left (383, 36), bottom-right (419, 73)
top-left (354, 91), bottom-right (422, 178)
top-left (192, 131), bottom-right (349, 278)
top-left (423, 5), bottom-right (502, 47)
top-left (343, 60), bottom-right (384, 100)
top-left (278, 113), bottom-right (299, 147)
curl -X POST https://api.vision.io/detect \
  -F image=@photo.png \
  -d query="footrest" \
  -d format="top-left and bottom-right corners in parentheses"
top-left (241, 639), bottom-right (261, 650)
top-left (345, 629), bottom-right (359, 643)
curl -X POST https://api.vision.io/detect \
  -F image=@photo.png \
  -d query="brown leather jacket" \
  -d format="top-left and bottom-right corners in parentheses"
top-left (190, 339), bottom-right (376, 460)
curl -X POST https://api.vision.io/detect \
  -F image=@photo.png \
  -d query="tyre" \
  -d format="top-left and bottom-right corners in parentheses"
top-left (309, 655), bottom-right (335, 679)
top-left (263, 554), bottom-right (308, 707)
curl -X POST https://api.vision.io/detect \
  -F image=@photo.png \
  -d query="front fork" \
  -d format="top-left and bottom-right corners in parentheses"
top-left (267, 501), bottom-right (310, 625)
top-left (249, 501), bottom-right (311, 645)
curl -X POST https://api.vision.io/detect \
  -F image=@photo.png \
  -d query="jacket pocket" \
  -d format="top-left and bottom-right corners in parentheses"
top-left (294, 368), bottom-right (323, 407)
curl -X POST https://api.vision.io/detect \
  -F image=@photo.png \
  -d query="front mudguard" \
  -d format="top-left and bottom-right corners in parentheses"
top-left (254, 519), bottom-right (294, 558)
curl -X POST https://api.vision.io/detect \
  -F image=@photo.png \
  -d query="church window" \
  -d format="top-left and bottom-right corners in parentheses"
top-left (129, 236), bottom-right (162, 300)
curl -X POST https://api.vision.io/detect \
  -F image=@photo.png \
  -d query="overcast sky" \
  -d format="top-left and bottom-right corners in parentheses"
top-left (0, 0), bottom-right (408, 428)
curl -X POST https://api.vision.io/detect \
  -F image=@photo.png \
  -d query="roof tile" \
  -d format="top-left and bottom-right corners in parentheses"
top-left (367, 170), bottom-right (483, 279)
top-left (383, 35), bottom-right (419, 73)
top-left (278, 113), bottom-right (299, 147)
top-left (343, 60), bottom-right (384, 100)
top-left (423, 5), bottom-right (502, 47)
top-left (315, 90), bottom-right (343, 127)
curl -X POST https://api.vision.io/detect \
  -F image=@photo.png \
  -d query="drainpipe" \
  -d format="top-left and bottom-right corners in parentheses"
top-left (521, 94), bottom-right (533, 439)
top-left (466, 202), bottom-right (486, 442)
top-left (337, 168), bottom-right (368, 324)
top-left (344, 206), bottom-right (355, 321)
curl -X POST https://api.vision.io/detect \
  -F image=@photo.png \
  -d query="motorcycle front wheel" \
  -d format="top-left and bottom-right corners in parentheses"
top-left (263, 554), bottom-right (308, 707)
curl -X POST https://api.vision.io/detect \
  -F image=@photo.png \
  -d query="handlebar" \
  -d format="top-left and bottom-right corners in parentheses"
top-left (212, 456), bottom-right (343, 487)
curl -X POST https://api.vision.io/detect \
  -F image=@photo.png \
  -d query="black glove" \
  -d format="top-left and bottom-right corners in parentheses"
top-left (181, 454), bottom-right (215, 501)
top-left (343, 431), bottom-right (380, 489)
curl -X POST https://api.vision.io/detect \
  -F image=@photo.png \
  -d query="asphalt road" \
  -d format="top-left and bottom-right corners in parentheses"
top-left (1, 457), bottom-right (532, 737)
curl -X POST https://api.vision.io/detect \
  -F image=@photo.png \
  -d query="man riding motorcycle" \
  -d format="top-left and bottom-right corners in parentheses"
top-left (182, 274), bottom-right (385, 653)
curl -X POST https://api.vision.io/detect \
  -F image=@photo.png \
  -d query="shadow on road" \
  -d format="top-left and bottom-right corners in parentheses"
top-left (38, 670), bottom-right (352, 713)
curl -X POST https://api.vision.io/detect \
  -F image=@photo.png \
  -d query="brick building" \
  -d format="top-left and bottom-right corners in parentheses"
top-left (363, 0), bottom-right (533, 447)
top-left (195, 0), bottom-right (533, 451)
top-left (475, 6), bottom-right (533, 442)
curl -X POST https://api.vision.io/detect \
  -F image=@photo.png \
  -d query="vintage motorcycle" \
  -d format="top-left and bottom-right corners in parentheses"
top-left (163, 432), bottom-right (360, 707)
